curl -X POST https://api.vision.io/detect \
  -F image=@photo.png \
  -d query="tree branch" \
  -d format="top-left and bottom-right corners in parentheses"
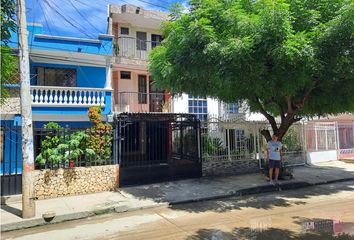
top-left (255, 96), bottom-right (278, 133)
top-left (286, 96), bottom-right (294, 113)
top-left (274, 100), bottom-right (285, 120)
top-left (263, 98), bottom-right (285, 120)
top-left (294, 80), bottom-right (320, 111)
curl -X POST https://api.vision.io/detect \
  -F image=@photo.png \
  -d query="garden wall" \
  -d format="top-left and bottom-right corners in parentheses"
top-left (202, 156), bottom-right (259, 177)
top-left (34, 165), bottom-right (119, 199)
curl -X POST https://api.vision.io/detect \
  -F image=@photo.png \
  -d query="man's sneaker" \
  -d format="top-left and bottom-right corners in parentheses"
top-left (269, 180), bottom-right (275, 186)
top-left (274, 179), bottom-right (279, 185)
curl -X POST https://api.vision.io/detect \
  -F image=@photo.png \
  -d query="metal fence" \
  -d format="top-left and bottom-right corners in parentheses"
top-left (114, 92), bottom-right (169, 113)
top-left (200, 117), bottom-right (262, 163)
top-left (116, 36), bottom-right (161, 60)
top-left (114, 113), bottom-right (202, 186)
top-left (33, 127), bottom-right (114, 169)
top-left (337, 122), bottom-right (354, 159)
top-left (305, 122), bottom-right (337, 151)
top-left (200, 117), bottom-right (307, 170)
top-left (1, 125), bottom-right (22, 196)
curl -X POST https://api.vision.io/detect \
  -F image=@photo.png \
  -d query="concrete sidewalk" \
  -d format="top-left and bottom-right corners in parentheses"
top-left (1, 161), bottom-right (354, 232)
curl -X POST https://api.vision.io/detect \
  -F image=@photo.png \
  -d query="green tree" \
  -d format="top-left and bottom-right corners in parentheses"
top-left (149, 0), bottom-right (354, 141)
top-left (1, 0), bottom-right (18, 104)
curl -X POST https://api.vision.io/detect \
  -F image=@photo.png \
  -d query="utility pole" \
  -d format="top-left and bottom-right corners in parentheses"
top-left (17, 0), bottom-right (36, 218)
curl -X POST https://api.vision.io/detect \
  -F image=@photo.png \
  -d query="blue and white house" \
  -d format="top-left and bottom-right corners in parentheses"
top-left (4, 23), bottom-right (114, 126)
top-left (1, 23), bottom-right (114, 194)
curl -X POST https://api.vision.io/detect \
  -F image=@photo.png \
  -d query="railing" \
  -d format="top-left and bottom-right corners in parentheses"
top-left (116, 36), bottom-right (161, 60)
top-left (30, 86), bottom-right (106, 107)
top-left (114, 91), bottom-right (168, 113)
top-left (34, 127), bottom-right (114, 169)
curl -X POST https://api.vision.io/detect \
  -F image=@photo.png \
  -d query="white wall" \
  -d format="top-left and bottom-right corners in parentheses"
top-left (172, 94), bottom-right (220, 117)
top-left (172, 94), bottom-right (189, 113)
top-left (172, 94), bottom-right (226, 118)
top-left (307, 150), bottom-right (338, 164)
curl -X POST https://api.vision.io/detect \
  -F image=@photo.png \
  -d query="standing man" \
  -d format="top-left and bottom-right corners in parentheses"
top-left (266, 134), bottom-right (283, 185)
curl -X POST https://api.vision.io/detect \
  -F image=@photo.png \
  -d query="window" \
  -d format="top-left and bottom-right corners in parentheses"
top-left (35, 67), bottom-right (76, 87)
top-left (136, 31), bottom-right (147, 51)
top-left (151, 34), bottom-right (162, 48)
top-left (138, 75), bottom-right (147, 104)
top-left (188, 95), bottom-right (208, 121)
top-left (227, 103), bottom-right (239, 114)
top-left (120, 27), bottom-right (129, 35)
top-left (120, 71), bottom-right (131, 80)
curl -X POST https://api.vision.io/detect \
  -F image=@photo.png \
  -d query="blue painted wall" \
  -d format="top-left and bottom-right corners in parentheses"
top-left (9, 24), bottom-right (113, 55)
top-left (34, 121), bottom-right (93, 129)
top-left (1, 121), bottom-right (22, 174)
top-left (30, 62), bottom-right (106, 88)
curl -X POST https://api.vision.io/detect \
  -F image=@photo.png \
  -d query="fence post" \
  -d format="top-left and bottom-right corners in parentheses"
top-left (227, 128), bottom-right (231, 161)
top-left (335, 121), bottom-right (340, 160)
top-left (302, 122), bottom-right (308, 164)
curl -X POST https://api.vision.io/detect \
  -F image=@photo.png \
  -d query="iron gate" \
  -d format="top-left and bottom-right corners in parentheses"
top-left (1, 124), bottom-right (22, 196)
top-left (114, 113), bottom-right (202, 186)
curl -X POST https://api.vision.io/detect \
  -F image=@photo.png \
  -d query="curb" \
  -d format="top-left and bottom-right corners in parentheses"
top-left (2, 178), bottom-right (354, 232)
top-left (168, 177), bottom-right (354, 205)
top-left (1, 202), bottom-right (168, 232)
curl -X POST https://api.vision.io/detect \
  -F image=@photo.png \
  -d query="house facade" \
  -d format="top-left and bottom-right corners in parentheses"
top-left (305, 114), bottom-right (354, 163)
top-left (5, 23), bottom-right (114, 126)
top-left (108, 4), bottom-right (250, 121)
top-left (108, 4), bottom-right (170, 113)
top-left (1, 23), bottom-right (113, 189)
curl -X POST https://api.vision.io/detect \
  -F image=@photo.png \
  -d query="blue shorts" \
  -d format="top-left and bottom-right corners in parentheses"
top-left (269, 159), bottom-right (281, 169)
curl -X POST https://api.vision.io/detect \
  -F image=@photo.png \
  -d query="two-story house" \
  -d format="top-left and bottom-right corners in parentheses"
top-left (108, 4), bottom-right (170, 113)
top-left (1, 23), bottom-right (113, 193)
top-left (5, 23), bottom-right (114, 126)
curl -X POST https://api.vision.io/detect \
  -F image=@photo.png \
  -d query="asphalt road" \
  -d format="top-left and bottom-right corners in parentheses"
top-left (2, 181), bottom-right (354, 240)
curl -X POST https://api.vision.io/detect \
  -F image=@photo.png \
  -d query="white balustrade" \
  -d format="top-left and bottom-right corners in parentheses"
top-left (30, 86), bottom-right (106, 107)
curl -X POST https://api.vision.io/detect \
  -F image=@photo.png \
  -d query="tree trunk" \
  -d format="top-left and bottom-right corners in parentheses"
top-left (260, 129), bottom-right (272, 142)
top-left (260, 115), bottom-right (297, 142)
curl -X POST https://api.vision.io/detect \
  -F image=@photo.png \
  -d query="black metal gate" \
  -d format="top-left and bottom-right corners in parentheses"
top-left (1, 124), bottom-right (22, 196)
top-left (114, 113), bottom-right (202, 186)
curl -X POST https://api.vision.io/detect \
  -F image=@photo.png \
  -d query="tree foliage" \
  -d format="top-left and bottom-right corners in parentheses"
top-left (149, 0), bottom-right (354, 140)
top-left (1, 0), bottom-right (18, 104)
top-left (1, 0), bottom-right (17, 45)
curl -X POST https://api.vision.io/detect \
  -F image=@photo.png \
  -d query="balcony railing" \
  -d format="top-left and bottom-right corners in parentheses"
top-left (116, 36), bottom-right (161, 60)
top-left (30, 86), bottom-right (107, 107)
top-left (114, 92), bottom-right (168, 113)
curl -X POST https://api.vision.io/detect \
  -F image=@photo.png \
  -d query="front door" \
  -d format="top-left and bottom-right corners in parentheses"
top-left (138, 75), bottom-right (147, 104)
top-left (149, 78), bottom-right (164, 112)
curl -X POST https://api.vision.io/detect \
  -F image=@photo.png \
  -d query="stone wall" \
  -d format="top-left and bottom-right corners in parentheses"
top-left (34, 165), bottom-right (119, 199)
top-left (202, 156), bottom-right (260, 177)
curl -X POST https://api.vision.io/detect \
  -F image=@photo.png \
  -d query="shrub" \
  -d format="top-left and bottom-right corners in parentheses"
top-left (86, 106), bottom-right (112, 161)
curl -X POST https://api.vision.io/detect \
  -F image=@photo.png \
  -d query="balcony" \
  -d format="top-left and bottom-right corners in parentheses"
top-left (115, 36), bottom-right (161, 61)
top-left (30, 86), bottom-right (108, 107)
top-left (114, 92), bottom-right (169, 113)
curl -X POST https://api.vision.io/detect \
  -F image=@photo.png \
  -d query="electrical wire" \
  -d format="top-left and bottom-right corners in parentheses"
top-left (66, 0), bottom-right (103, 34)
top-left (37, 0), bottom-right (54, 35)
top-left (43, 0), bottom-right (96, 39)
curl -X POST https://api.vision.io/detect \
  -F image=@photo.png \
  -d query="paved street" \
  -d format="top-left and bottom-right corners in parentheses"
top-left (2, 181), bottom-right (354, 240)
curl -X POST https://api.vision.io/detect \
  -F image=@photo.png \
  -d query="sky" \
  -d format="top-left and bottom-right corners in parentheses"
top-left (25, 0), bottom-right (184, 39)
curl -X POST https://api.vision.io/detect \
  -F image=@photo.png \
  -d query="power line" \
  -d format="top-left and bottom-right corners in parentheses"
top-left (43, 0), bottom-right (96, 39)
top-left (37, 0), bottom-right (54, 35)
top-left (66, 0), bottom-right (103, 34)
